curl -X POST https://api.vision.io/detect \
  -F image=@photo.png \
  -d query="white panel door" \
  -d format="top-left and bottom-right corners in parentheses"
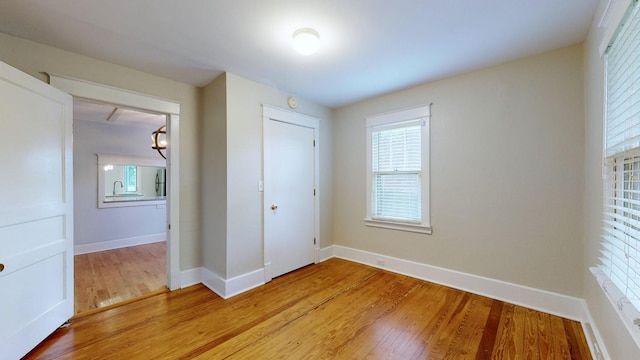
top-left (0, 61), bottom-right (73, 359)
top-left (264, 118), bottom-right (315, 279)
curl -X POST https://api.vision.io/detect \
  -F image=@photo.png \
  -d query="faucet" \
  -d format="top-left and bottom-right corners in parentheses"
top-left (113, 180), bottom-right (123, 195)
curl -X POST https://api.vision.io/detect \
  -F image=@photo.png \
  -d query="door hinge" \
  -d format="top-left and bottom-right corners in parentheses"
top-left (168, 224), bottom-right (171, 230)
top-left (314, 237), bottom-right (316, 245)
top-left (314, 189), bottom-right (316, 196)
top-left (313, 140), bottom-right (316, 147)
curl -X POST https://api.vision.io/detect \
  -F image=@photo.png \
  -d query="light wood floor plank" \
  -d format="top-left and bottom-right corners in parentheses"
top-left (73, 242), bottom-right (167, 314)
top-left (25, 258), bottom-right (591, 359)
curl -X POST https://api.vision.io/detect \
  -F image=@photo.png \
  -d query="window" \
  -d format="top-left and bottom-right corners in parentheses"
top-left (124, 165), bottom-right (138, 193)
top-left (365, 105), bottom-right (431, 234)
top-left (602, 154), bottom-right (640, 309)
top-left (597, 0), bottom-right (640, 323)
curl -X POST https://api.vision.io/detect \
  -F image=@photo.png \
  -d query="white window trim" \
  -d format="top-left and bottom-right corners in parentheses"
top-left (598, 0), bottom-right (633, 55)
top-left (595, 0), bottom-right (640, 350)
top-left (365, 104), bottom-right (432, 235)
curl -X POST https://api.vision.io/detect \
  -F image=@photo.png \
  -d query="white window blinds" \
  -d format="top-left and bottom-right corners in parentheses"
top-left (601, 0), bottom-right (640, 315)
top-left (371, 121), bottom-right (422, 222)
top-left (602, 152), bottom-right (640, 311)
top-left (606, 1), bottom-right (640, 157)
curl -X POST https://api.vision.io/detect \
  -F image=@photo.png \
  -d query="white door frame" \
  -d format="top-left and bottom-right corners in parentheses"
top-left (48, 74), bottom-right (181, 290)
top-left (262, 105), bottom-right (320, 282)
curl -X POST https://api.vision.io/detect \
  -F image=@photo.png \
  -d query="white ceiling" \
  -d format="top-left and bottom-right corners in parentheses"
top-left (0, 0), bottom-right (599, 108)
top-left (73, 98), bottom-right (166, 129)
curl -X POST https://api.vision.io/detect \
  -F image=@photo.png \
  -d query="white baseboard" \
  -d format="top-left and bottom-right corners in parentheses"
top-left (74, 233), bottom-right (165, 255)
top-left (182, 245), bottom-right (589, 324)
top-left (196, 266), bottom-right (265, 300)
top-left (328, 245), bottom-right (587, 322)
top-left (200, 267), bottom-right (226, 298)
top-left (317, 245), bottom-right (335, 262)
top-left (225, 269), bottom-right (265, 298)
top-left (580, 304), bottom-right (610, 360)
top-left (183, 244), bottom-right (603, 358)
top-left (180, 267), bottom-right (203, 289)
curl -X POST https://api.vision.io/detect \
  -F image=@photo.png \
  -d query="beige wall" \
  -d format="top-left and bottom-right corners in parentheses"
top-left (201, 73), bottom-right (228, 276)
top-left (333, 45), bottom-right (585, 296)
top-left (0, 31), bottom-right (335, 282)
top-left (201, 72), bottom-right (334, 279)
top-left (583, 0), bottom-right (640, 357)
top-left (0, 32), bottom-right (202, 270)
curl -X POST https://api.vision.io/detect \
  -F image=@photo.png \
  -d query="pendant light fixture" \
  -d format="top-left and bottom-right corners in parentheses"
top-left (292, 28), bottom-right (320, 55)
top-left (151, 124), bottom-right (167, 159)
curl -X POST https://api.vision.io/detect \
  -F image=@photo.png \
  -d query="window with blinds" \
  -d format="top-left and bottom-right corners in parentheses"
top-left (365, 105), bottom-right (431, 234)
top-left (372, 122), bottom-right (422, 221)
top-left (600, 0), bottom-right (640, 314)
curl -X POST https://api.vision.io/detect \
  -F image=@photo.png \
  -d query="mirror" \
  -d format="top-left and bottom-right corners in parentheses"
top-left (97, 154), bottom-right (167, 208)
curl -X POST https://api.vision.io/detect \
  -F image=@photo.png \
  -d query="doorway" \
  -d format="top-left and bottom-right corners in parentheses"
top-left (262, 105), bottom-right (320, 281)
top-left (48, 74), bottom-right (181, 290)
top-left (72, 98), bottom-right (169, 314)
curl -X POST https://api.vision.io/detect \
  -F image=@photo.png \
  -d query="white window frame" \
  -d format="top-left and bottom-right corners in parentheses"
top-left (592, 0), bottom-right (640, 348)
top-left (365, 104), bottom-right (432, 234)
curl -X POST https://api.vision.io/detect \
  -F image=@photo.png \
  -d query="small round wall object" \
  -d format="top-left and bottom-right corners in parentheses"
top-left (287, 96), bottom-right (298, 109)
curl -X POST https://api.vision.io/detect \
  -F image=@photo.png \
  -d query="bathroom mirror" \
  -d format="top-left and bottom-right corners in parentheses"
top-left (97, 154), bottom-right (167, 208)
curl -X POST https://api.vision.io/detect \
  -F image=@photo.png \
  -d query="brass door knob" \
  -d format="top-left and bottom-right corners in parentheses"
top-left (0, 264), bottom-right (4, 272)
top-left (271, 204), bottom-right (278, 210)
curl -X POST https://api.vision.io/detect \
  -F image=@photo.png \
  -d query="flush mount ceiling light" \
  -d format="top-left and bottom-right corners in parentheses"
top-left (151, 124), bottom-right (167, 159)
top-left (292, 28), bottom-right (320, 55)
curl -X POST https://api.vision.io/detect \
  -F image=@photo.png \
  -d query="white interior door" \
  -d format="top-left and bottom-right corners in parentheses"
top-left (264, 110), bottom-right (317, 280)
top-left (0, 61), bottom-right (73, 359)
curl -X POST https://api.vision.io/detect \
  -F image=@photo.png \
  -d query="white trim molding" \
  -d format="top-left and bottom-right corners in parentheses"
top-left (599, 0), bottom-right (633, 55)
top-left (317, 246), bottom-right (335, 262)
top-left (365, 104), bottom-right (432, 235)
top-left (47, 73), bottom-right (180, 114)
top-left (591, 266), bottom-right (640, 350)
top-left (180, 268), bottom-right (203, 289)
top-left (187, 244), bottom-right (610, 358)
top-left (74, 234), bottom-right (165, 255)
top-left (580, 302), bottom-right (612, 360)
top-left (188, 245), bottom-right (591, 325)
top-left (199, 267), bottom-right (265, 300)
top-left (329, 245), bottom-right (587, 322)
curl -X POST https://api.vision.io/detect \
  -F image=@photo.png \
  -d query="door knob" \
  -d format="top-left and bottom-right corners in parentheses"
top-left (271, 204), bottom-right (278, 210)
top-left (0, 264), bottom-right (4, 272)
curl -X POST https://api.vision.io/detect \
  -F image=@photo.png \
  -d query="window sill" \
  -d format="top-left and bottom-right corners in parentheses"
top-left (364, 218), bottom-right (432, 234)
top-left (590, 267), bottom-right (640, 349)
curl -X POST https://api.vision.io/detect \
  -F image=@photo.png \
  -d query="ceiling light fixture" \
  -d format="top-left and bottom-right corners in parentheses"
top-left (292, 28), bottom-right (320, 56)
top-left (151, 125), bottom-right (167, 159)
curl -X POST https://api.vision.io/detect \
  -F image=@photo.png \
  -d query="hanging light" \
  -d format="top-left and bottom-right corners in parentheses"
top-left (151, 124), bottom-right (167, 159)
top-left (292, 28), bottom-right (320, 55)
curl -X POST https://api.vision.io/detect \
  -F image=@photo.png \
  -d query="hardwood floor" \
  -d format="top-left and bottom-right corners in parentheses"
top-left (74, 242), bottom-right (167, 314)
top-left (27, 258), bottom-right (591, 359)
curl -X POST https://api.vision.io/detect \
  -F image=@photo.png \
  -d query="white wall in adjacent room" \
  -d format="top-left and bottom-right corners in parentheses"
top-left (73, 120), bottom-right (167, 250)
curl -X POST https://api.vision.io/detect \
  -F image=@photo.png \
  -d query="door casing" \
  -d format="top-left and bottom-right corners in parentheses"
top-left (48, 74), bottom-right (182, 290)
top-left (262, 105), bottom-right (320, 282)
